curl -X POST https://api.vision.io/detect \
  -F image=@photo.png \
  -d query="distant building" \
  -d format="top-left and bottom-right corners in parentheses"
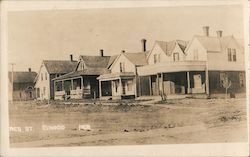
top-left (8, 68), bottom-right (37, 101)
top-left (52, 50), bottom-right (117, 100)
top-left (34, 55), bottom-right (78, 100)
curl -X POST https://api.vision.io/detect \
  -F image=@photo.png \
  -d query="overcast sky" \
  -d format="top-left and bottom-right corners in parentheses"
top-left (8, 5), bottom-right (244, 72)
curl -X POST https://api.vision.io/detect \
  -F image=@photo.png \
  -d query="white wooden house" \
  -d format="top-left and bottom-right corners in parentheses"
top-left (137, 39), bottom-right (208, 96)
top-left (97, 51), bottom-right (148, 100)
top-left (34, 55), bottom-right (78, 100)
top-left (185, 26), bottom-right (245, 94)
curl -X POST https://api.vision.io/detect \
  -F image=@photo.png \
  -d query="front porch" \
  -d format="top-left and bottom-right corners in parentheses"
top-left (54, 76), bottom-right (99, 100)
top-left (137, 61), bottom-right (209, 97)
top-left (97, 72), bottom-right (136, 100)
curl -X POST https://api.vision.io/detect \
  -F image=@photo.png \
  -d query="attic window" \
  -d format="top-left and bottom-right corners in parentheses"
top-left (154, 54), bottom-right (160, 63)
top-left (228, 48), bottom-right (236, 62)
top-left (173, 53), bottom-right (179, 61)
top-left (120, 62), bottom-right (125, 72)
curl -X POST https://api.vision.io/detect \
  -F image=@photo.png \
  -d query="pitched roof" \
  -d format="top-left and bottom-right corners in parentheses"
top-left (8, 71), bottom-right (37, 83)
top-left (79, 55), bottom-right (111, 68)
top-left (43, 60), bottom-right (78, 74)
top-left (155, 40), bottom-right (189, 56)
top-left (123, 52), bottom-right (148, 66)
top-left (53, 68), bottom-right (110, 81)
top-left (194, 35), bottom-right (243, 52)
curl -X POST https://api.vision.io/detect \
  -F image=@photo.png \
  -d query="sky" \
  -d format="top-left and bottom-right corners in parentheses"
top-left (8, 5), bottom-right (244, 72)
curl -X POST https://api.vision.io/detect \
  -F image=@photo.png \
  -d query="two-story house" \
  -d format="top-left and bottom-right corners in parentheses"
top-left (137, 38), bottom-right (208, 97)
top-left (34, 55), bottom-right (78, 100)
top-left (185, 26), bottom-right (245, 94)
top-left (52, 50), bottom-right (117, 100)
top-left (97, 50), bottom-right (148, 100)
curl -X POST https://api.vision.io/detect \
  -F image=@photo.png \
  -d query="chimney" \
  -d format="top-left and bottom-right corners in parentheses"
top-left (141, 39), bottom-right (147, 52)
top-left (28, 68), bottom-right (31, 72)
top-left (216, 30), bottom-right (223, 37)
top-left (70, 54), bottom-right (73, 61)
top-left (100, 49), bottom-right (104, 57)
top-left (202, 26), bottom-right (209, 36)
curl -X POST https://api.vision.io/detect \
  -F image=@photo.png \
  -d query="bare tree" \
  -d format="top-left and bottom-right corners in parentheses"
top-left (221, 74), bottom-right (232, 99)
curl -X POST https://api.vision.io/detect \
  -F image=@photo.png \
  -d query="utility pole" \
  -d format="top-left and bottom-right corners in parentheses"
top-left (10, 63), bottom-right (15, 105)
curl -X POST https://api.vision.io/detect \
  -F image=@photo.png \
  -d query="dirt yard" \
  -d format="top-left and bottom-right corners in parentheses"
top-left (9, 98), bottom-right (248, 147)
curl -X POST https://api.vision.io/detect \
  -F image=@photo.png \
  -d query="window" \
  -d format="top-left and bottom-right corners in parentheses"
top-left (228, 48), bottom-right (232, 61)
top-left (56, 74), bottom-right (60, 77)
top-left (45, 73), bottom-right (47, 80)
top-left (228, 48), bottom-right (236, 62)
top-left (120, 62), bottom-right (125, 72)
top-left (127, 80), bottom-right (133, 91)
top-left (194, 49), bottom-right (198, 60)
top-left (232, 49), bottom-right (236, 61)
top-left (173, 53), bottom-right (179, 61)
top-left (154, 54), bottom-right (160, 63)
top-left (41, 73), bottom-right (43, 81)
top-left (239, 72), bottom-right (244, 87)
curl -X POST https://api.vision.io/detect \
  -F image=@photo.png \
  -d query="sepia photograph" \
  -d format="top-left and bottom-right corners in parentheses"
top-left (1, 0), bottom-right (249, 156)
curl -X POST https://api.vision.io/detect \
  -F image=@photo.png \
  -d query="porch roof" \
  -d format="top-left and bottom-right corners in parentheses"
top-left (137, 61), bottom-right (206, 76)
top-left (97, 72), bottom-right (135, 81)
top-left (53, 68), bottom-right (110, 81)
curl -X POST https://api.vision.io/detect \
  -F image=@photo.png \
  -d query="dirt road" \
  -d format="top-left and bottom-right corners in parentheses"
top-left (9, 98), bottom-right (247, 147)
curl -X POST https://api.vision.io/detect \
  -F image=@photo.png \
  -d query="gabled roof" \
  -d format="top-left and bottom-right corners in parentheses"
top-left (123, 52), bottom-right (148, 66)
top-left (79, 55), bottom-right (111, 68)
top-left (53, 68), bottom-right (110, 81)
top-left (43, 60), bottom-right (78, 74)
top-left (193, 35), bottom-right (243, 52)
top-left (8, 71), bottom-right (37, 83)
top-left (155, 40), bottom-right (189, 56)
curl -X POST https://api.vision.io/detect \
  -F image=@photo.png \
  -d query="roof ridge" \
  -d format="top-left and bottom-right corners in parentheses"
top-left (43, 60), bottom-right (77, 62)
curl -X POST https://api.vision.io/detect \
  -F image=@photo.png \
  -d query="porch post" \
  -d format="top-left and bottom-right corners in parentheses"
top-left (156, 74), bottom-right (159, 95)
top-left (205, 66), bottom-right (210, 95)
top-left (187, 71), bottom-right (191, 94)
top-left (119, 77), bottom-right (122, 96)
top-left (134, 77), bottom-right (137, 98)
top-left (161, 73), bottom-right (164, 96)
top-left (54, 81), bottom-right (56, 97)
top-left (99, 80), bottom-right (102, 99)
top-left (138, 76), bottom-right (141, 97)
top-left (149, 75), bottom-right (152, 96)
top-left (81, 77), bottom-right (83, 89)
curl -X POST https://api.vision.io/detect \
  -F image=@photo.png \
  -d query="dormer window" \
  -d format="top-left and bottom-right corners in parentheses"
top-left (228, 48), bottom-right (236, 62)
top-left (78, 61), bottom-right (85, 70)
